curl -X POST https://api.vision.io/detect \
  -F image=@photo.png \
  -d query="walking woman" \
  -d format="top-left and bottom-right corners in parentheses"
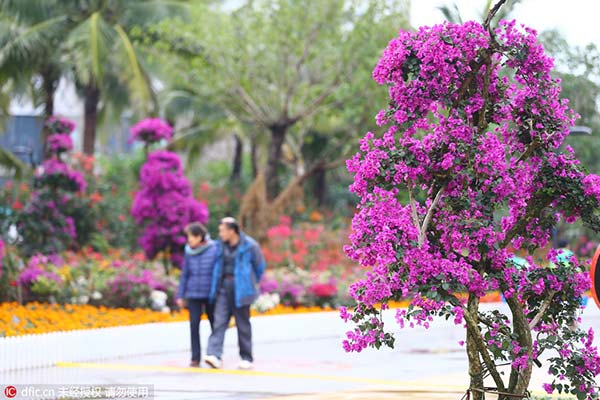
top-left (176, 222), bottom-right (217, 367)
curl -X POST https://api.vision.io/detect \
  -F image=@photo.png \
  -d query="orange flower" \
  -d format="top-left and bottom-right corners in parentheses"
top-left (309, 211), bottom-right (323, 222)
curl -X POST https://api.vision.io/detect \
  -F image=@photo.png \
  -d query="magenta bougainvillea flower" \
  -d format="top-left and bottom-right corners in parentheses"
top-left (36, 158), bottom-right (87, 193)
top-left (17, 116), bottom-right (90, 256)
top-left (129, 118), bottom-right (173, 144)
top-left (131, 150), bottom-right (208, 267)
top-left (343, 19), bottom-right (600, 398)
top-left (45, 116), bottom-right (76, 135)
top-left (47, 134), bottom-right (73, 153)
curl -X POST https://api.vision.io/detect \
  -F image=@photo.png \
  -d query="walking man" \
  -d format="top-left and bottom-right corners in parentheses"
top-left (204, 217), bottom-right (265, 370)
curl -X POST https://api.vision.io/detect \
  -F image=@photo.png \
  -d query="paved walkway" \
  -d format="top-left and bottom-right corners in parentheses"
top-left (1, 303), bottom-right (598, 399)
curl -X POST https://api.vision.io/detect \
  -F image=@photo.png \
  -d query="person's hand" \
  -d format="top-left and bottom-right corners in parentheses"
top-left (176, 298), bottom-right (185, 309)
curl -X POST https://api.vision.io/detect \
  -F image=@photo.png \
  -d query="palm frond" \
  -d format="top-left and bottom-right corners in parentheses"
top-left (66, 13), bottom-right (114, 86)
top-left (114, 24), bottom-right (155, 112)
top-left (0, 145), bottom-right (29, 179)
top-left (121, 0), bottom-right (191, 27)
top-left (0, 0), bottom-right (62, 24)
top-left (437, 4), bottom-right (463, 24)
top-left (0, 15), bottom-right (68, 68)
top-left (169, 124), bottom-right (224, 167)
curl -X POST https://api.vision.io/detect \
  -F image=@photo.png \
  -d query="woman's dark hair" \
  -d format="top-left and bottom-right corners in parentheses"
top-left (185, 222), bottom-right (208, 239)
top-left (219, 217), bottom-right (240, 235)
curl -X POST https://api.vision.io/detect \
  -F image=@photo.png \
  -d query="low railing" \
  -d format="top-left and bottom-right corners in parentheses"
top-left (0, 321), bottom-right (189, 371)
top-left (0, 311), bottom-right (344, 372)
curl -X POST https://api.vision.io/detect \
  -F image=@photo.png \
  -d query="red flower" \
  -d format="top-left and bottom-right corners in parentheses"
top-left (118, 214), bottom-right (126, 222)
top-left (310, 283), bottom-right (337, 298)
top-left (199, 182), bottom-right (210, 192)
top-left (12, 200), bottom-right (23, 211)
top-left (9, 280), bottom-right (17, 287)
top-left (90, 192), bottom-right (103, 204)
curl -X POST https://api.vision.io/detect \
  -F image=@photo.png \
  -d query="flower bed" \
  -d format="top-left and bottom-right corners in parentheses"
top-left (0, 299), bottom-right (414, 337)
top-left (0, 302), bottom-right (188, 337)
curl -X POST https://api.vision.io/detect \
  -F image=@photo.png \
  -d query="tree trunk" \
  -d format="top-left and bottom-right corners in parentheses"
top-left (265, 123), bottom-right (287, 201)
top-left (251, 134), bottom-right (258, 179)
top-left (42, 78), bottom-right (55, 118)
top-left (466, 294), bottom-right (485, 400)
top-left (313, 165), bottom-right (327, 206)
top-left (83, 84), bottom-right (100, 156)
top-left (40, 66), bottom-right (59, 160)
top-left (506, 296), bottom-right (533, 397)
top-left (230, 134), bottom-right (243, 183)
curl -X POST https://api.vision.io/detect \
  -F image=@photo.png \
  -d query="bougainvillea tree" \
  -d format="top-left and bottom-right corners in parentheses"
top-left (130, 119), bottom-right (208, 272)
top-left (16, 117), bottom-right (94, 256)
top-left (342, 5), bottom-right (600, 400)
top-left (129, 118), bottom-right (173, 148)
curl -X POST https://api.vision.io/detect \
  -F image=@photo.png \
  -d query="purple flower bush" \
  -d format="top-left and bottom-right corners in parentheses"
top-left (36, 158), bottom-right (87, 193)
top-left (47, 134), bottom-right (73, 153)
top-left (103, 270), bottom-right (161, 309)
top-left (343, 17), bottom-right (600, 399)
top-left (131, 150), bottom-right (209, 269)
top-left (16, 117), bottom-right (94, 256)
top-left (129, 118), bottom-right (173, 144)
top-left (9, 249), bottom-right (178, 308)
top-left (44, 116), bottom-right (75, 135)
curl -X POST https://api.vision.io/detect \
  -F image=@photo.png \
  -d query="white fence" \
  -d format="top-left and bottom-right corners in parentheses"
top-left (0, 311), bottom-right (344, 372)
top-left (0, 321), bottom-right (190, 371)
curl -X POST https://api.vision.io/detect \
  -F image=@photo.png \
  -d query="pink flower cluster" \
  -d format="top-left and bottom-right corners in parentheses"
top-left (38, 158), bottom-right (87, 192)
top-left (45, 116), bottom-right (75, 135)
top-left (129, 118), bottom-right (173, 144)
top-left (17, 254), bottom-right (63, 286)
top-left (131, 150), bottom-right (209, 266)
top-left (343, 19), bottom-right (600, 395)
top-left (47, 134), bottom-right (73, 153)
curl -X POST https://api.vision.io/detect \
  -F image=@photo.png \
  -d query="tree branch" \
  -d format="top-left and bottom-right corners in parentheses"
top-left (408, 182), bottom-right (422, 233)
top-left (483, 0), bottom-right (507, 30)
top-left (284, 23), bottom-right (323, 117)
top-left (289, 76), bottom-right (340, 124)
top-left (297, 158), bottom-right (346, 185)
top-left (419, 187), bottom-right (444, 246)
top-left (528, 290), bottom-right (557, 330)
top-left (233, 85), bottom-right (270, 126)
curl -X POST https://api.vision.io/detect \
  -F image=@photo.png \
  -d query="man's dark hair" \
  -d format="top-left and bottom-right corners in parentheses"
top-left (220, 217), bottom-right (240, 235)
top-left (185, 222), bottom-right (208, 239)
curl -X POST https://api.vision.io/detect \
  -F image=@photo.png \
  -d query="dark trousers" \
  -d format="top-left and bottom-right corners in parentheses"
top-left (207, 277), bottom-right (253, 362)
top-left (187, 298), bottom-right (215, 362)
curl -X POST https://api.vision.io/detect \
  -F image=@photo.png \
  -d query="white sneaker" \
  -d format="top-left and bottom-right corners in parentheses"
top-left (204, 355), bottom-right (221, 369)
top-left (237, 360), bottom-right (253, 370)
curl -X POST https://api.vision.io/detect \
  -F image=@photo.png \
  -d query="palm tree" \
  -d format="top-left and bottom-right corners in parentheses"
top-left (0, 0), bottom-right (187, 155)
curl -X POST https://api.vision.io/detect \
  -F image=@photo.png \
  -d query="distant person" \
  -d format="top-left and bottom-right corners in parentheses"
top-left (176, 222), bottom-right (217, 367)
top-left (204, 217), bottom-right (265, 370)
